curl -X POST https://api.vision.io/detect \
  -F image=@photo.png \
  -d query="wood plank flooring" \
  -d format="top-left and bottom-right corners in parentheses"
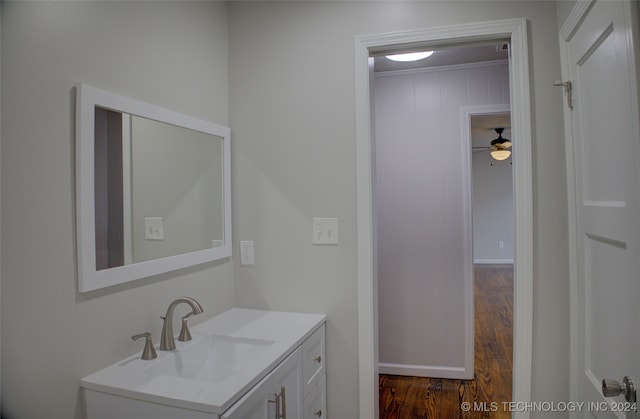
top-left (379, 264), bottom-right (513, 419)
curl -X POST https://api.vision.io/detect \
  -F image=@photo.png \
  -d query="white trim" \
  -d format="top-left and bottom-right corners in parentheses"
top-left (559, 0), bottom-right (596, 41)
top-left (379, 363), bottom-right (470, 380)
top-left (121, 114), bottom-right (133, 266)
top-left (462, 104), bottom-right (513, 272)
top-left (460, 101), bottom-right (475, 381)
top-left (374, 59), bottom-right (508, 78)
top-left (0, 5), bottom-right (3, 410)
top-left (558, 13), bottom-right (580, 412)
top-left (360, 19), bottom-right (524, 54)
top-left (75, 84), bottom-right (232, 293)
top-left (355, 18), bottom-right (533, 418)
top-left (355, 42), bottom-right (379, 419)
top-left (474, 259), bottom-right (515, 265)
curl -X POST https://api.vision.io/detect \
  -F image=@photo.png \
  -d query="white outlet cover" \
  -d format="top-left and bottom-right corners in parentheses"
top-left (239, 240), bottom-right (254, 265)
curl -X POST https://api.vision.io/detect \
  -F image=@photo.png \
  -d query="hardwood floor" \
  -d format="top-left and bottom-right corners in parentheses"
top-left (379, 264), bottom-right (513, 419)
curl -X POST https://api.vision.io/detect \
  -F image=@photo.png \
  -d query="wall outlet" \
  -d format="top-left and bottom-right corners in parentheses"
top-left (240, 240), bottom-right (254, 265)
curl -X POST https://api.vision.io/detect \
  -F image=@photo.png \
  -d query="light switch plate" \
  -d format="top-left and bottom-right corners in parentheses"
top-left (144, 217), bottom-right (164, 241)
top-left (313, 218), bottom-right (338, 245)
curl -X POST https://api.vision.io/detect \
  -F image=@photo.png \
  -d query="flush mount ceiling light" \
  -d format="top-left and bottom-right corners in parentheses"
top-left (385, 51), bottom-right (435, 62)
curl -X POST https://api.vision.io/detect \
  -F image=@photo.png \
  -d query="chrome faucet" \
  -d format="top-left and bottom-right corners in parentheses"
top-left (159, 297), bottom-right (203, 351)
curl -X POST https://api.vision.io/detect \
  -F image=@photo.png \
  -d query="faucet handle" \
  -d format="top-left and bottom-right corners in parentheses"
top-left (131, 332), bottom-right (158, 360)
top-left (178, 312), bottom-right (195, 342)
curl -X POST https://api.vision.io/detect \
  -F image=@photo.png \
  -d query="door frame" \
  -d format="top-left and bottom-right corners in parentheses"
top-left (355, 18), bottom-right (533, 418)
top-left (464, 104), bottom-right (513, 266)
top-left (558, 1), bottom-right (589, 408)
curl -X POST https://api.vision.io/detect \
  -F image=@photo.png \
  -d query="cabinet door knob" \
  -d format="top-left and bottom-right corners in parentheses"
top-left (315, 409), bottom-right (322, 417)
top-left (313, 355), bottom-right (322, 363)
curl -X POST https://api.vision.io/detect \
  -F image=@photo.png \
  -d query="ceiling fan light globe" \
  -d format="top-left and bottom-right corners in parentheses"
top-left (491, 149), bottom-right (511, 161)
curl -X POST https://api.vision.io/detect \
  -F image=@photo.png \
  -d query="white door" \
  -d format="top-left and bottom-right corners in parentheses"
top-left (561, 1), bottom-right (640, 418)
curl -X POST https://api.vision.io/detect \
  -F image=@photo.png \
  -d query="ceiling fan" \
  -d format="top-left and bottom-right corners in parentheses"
top-left (472, 127), bottom-right (512, 161)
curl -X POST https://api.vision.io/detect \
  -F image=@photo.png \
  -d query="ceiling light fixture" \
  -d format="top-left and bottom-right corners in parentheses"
top-left (490, 149), bottom-right (511, 161)
top-left (471, 127), bottom-right (513, 161)
top-left (385, 51), bottom-right (435, 62)
top-left (489, 128), bottom-right (512, 161)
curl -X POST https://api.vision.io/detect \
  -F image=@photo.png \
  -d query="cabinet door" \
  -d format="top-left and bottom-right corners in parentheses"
top-left (220, 376), bottom-right (268, 419)
top-left (222, 348), bottom-right (302, 419)
top-left (303, 377), bottom-right (326, 419)
top-left (268, 348), bottom-right (302, 419)
top-left (302, 325), bottom-right (325, 396)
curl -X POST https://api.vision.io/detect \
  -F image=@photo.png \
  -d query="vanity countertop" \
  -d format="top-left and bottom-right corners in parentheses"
top-left (80, 308), bottom-right (326, 414)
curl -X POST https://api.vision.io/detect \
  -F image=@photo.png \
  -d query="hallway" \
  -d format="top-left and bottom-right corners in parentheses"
top-left (379, 264), bottom-right (513, 418)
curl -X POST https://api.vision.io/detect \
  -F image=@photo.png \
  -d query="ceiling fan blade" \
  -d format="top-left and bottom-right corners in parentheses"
top-left (493, 143), bottom-right (512, 150)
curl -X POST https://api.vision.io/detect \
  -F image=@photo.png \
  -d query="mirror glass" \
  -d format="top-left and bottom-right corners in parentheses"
top-left (76, 84), bottom-right (231, 292)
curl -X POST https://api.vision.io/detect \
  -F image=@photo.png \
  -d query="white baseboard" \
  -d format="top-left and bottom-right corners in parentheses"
top-left (473, 258), bottom-right (514, 264)
top-left (379, 362), bottom-right (473, 380)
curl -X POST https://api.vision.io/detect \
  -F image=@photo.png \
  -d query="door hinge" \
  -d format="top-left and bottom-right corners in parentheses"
top-left (554, 80), bottom-right (573, 110)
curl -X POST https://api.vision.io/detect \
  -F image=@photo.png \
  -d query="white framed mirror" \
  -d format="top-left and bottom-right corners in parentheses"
top-left (75, 84), bottom-right (231, 293)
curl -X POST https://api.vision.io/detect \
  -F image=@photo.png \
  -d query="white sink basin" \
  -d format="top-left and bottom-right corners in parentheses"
top-left (81, 308), bottom-right (326, 414)
top-left (147, 335), bottom-right (274, 383)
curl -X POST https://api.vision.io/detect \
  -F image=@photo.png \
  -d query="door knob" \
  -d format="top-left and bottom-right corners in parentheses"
top-left (602, 376), bottom-right (636, 403)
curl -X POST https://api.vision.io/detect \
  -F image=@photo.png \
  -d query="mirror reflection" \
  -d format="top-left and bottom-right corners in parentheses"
top-left (94, 108), bottom-right (224, 270)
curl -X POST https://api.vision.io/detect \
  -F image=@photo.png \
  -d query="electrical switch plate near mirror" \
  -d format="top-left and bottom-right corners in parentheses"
top-left (312, 218), bottom-right (338, 245)
top-left (145, 217), bottom-right (164, 241)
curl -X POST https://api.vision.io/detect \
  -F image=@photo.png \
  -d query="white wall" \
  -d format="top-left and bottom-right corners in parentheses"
top-left (0, 2), bottom-right (571, 418)
top-left (0, 2), bottom-right (232, 418)
top-left (472, 123), bottom-right (514, 263)
top-left (374, 62), bottom-right (509, 376)
top-left (229, 1), bottom-right (569, 418)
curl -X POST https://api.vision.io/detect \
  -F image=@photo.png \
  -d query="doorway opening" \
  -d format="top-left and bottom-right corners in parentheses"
top-left (354, 19), bottom-right (532, 418)
top-left (374, 49), bottom-right (515, 415)
top-left (378, 265), bottom-right (513, 417)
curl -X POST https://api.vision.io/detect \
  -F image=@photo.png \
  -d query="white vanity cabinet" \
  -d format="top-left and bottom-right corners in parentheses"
top-left (82, 310), bottom-right (326, 419)
top-left (221, 348), bottom-right (302, 419)
top-left (223, 324), bottom-right (326, 419)
top-left (303, 377), bottom-right (326, 419)
top-left (301, 326), bottom-right (326, 418)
